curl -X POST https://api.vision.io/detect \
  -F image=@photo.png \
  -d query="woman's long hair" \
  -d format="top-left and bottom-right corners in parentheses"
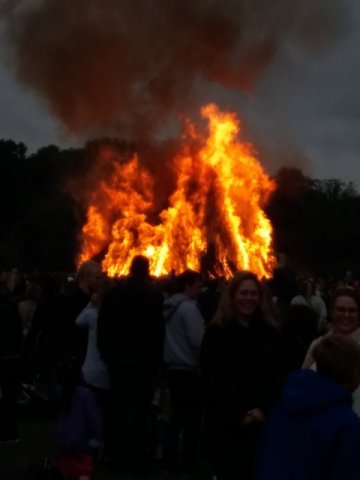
top-left (211, 271), bottom-right (278, 328)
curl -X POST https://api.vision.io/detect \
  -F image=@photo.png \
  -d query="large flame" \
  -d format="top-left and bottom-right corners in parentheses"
top-left (79, 104), bottom-right (276, 278)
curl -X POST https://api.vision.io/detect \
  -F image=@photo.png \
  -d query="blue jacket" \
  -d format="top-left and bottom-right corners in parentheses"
top-left (257, 369), bottom-right (360, 480)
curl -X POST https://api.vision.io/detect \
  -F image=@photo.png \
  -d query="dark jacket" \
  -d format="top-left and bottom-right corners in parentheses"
top-left (62, 287), bottom-right (91, 363)
top-left (201, 316), bottom-right (281, 425)
top-left (257, 369), bottom-right (360, 480)
top-left (97, 277), bottom-right (164, 371)
top-left (0, 302), bottom-right (23, 380)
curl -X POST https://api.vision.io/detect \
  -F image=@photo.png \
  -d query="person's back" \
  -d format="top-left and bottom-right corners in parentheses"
top-left (98, 276), bottom-right (164, 367)
top-left (257, 336), bottom-right (360, 480)
top-left (163, 292), bottom-right (204, 371)
top-left (97, 256), bottom-right (164, 473)
top-left (163, 270), bottom-right (204, 474)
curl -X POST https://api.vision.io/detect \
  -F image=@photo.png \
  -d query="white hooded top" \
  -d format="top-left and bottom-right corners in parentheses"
top-left (163, 293), bottom-right (205, 371)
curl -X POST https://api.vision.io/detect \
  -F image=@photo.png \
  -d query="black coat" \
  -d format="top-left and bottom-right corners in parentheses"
top-left (97, 277), bottom-right (164, 372)
top-left (201, 316), bottom-right (281, 426)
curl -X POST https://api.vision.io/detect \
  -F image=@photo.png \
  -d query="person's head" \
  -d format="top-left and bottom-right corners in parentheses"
top-left (129, 255), bottom-right (150, 279)
top-left (212, 271), bottom-right (264, 326)
top-left (313, 335), bottom-right (360, 392)
top-left (298, 278), bottom-right (315, 297)
top-left (177, 270), bottom-right (203, 299)
top-left (76, 260), bottom-right (102, 295)
top-left (331, 287), bottom-right (360, 335)
top-left (90, 276), bottom-right (113, 309)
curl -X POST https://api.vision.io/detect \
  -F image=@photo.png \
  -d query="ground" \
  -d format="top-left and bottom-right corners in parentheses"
top-left (0, 409), bottom-right (207, 480)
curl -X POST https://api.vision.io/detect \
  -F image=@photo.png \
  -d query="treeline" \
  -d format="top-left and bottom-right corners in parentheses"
top-left (0, 139), bottom-right (359, 277)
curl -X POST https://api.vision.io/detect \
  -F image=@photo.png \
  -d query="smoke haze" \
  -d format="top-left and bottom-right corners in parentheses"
top-left (2, 0), bottom-right (347, 140)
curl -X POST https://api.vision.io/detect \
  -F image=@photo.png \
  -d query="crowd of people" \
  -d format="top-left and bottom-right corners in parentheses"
top-left (1, 258), bottom-right (360, 479)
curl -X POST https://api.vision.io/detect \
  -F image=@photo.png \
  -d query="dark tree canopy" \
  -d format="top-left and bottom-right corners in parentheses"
top-left (267, 167), bottom-right (360, 277)
top-left (0, 140), bottom-right (359, 278)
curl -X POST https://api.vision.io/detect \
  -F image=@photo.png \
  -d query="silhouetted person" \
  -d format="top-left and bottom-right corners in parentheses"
top-left (97, 255), bottom-right (164, 473)
top-left (0, 283), bottom-right (22, 443)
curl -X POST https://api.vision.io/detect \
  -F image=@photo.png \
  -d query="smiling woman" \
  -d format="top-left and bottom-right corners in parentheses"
top-left (302, 287), bottom-right (360, 414)
top-left (200, 271), bottom-right (281, 480)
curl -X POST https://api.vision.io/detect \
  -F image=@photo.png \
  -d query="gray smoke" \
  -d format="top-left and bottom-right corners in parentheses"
top-left (1, 0), bottom-right (347, 139)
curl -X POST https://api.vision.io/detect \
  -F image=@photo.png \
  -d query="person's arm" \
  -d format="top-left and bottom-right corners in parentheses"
top-left (302, 338), bottom-right (320, 368)
top-left (75, 303), bottom-right (93, 328)
top-left (182, 303), bottom-right (205, 354)
top-left (317, 297), bottom-right (328, 329)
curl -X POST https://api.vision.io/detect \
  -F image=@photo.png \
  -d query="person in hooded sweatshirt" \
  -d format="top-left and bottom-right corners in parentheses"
top-left (163, 269), bottom-right (205, 474)
top-left (257, 335), bottom-right (360, 480)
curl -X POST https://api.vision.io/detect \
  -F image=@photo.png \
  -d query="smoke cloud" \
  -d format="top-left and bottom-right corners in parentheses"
top-left (2, 0), bottom-right (347, 140)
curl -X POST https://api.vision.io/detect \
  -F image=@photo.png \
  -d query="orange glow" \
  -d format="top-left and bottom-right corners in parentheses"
top-left (79, 104), bottom-right (276, 278)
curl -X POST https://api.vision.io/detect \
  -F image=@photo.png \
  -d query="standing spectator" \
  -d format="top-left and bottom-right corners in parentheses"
top-left (56, 357), bottom-right (102, 480)
top-left (303, 287), bottom-right (360, 415)
top-left (201, 271), bottom-right (281, 480)
top-left (0, 282), bottom-right (23, 443)
top-left (18, 282), bottom-right (42, 338)
top-left (163, 270), bottom-right (205, 474)
top-left (75, 281), bottom-right (111, 456)
top-left (63, 261), bottom-right (102, 366)
top-left (291, 279), bottom-right (328, 332)
top-left (271, 254), bottom-right (297, 321)
top-left (198, 278), bottom-right (224, 325)
top-left (257, 336), bottom-right (360, 480)
top-left (97, 255), bottom-right (164, 473)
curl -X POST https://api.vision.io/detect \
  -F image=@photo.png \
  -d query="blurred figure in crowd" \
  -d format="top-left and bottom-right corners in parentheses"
top-left (98, 255), bottom-right (164, 473)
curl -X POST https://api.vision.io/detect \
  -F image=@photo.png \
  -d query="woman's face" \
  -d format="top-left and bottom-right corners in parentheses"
top-left (234, 279), bottom-right (260, 319)
top-left (332, 295), bottom-right (359, 335)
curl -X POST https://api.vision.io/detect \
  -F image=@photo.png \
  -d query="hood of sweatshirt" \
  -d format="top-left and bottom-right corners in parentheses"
top-left (163, 293), bottom-right (190, 322)
top-left (279, 369), bottom-right (352, 416)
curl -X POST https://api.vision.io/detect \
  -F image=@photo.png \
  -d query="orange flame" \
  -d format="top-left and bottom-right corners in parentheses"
top-left (79, 103), bottom-right (276, 278)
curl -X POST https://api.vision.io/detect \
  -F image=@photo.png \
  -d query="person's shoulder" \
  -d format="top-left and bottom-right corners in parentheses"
top-left (309, 335), bottom-right (323, 350)
top-left (179, 299), bottom-right (198, 313)
top-left (311, 295), bottom-right (325, 306)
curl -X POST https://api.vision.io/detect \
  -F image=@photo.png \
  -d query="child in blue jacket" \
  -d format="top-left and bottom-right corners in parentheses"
top-left (56, 357), bottom-right (102, 480)
top-left (257, 335), bottom-right (360, 480)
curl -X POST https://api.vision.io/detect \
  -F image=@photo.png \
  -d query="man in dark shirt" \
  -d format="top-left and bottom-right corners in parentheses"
top-left (98, 255), bottom-right (164, 473)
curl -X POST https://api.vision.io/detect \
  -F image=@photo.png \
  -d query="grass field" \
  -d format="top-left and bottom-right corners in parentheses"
top-left (0, 407), bottom-right (206, 480)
